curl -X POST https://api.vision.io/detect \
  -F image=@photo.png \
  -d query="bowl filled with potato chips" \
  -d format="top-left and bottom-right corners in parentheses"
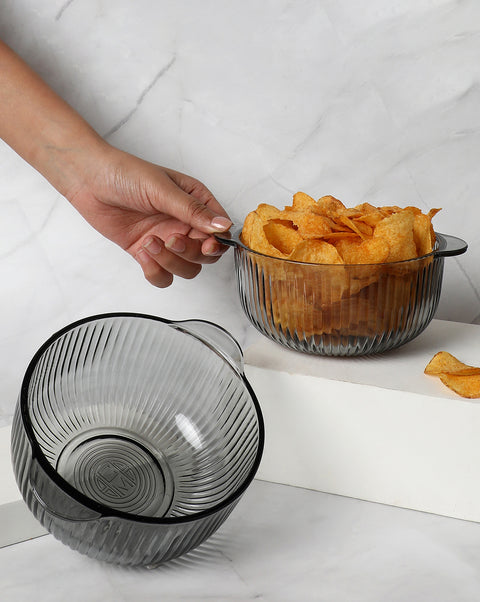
top-left (218, 193), bottom-right (467, 356)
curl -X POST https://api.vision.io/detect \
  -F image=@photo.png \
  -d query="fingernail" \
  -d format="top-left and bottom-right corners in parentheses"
top-left (205, 249), bottom-right (225, 257)
top-left (165, 235), bottom-right (186, 253)
top-left (210, 216), bottom-right (232, 232)
top-left (143, 236), bottom-right (163, 254)
top-left (204, 242), bottom-right (226, 256)
top-left (135, 249), bottom-right (149, 265)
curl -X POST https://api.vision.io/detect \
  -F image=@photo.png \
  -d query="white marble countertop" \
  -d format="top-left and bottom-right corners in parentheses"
top-left (3, 319), bottom-right (480, 601)
top-left (1, 0), bottom-right (480, 432)
top-left (2, 479), bottom-right (480, 602)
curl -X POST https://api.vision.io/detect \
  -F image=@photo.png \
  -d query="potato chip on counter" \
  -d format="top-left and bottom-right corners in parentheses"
top-left (425, 352), bottom-right (480, 398)
top-left (241, 192), bottom-right (441, 264)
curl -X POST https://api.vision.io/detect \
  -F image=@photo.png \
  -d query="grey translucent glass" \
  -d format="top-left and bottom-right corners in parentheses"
top-left (11, 313), bottom-right (264, 566)
top-left (217, 231), bottom-right (467, 356)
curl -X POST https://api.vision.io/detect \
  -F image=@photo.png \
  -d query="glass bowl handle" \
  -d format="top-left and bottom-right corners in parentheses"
top-left (434, 233), bottom-right (468, 258)
top-left (214, 229), bottom-right (243, 249)
top-left (28, 457), bottom-right (101, 522)
top-left (172, 319), bottom-right (244, 374)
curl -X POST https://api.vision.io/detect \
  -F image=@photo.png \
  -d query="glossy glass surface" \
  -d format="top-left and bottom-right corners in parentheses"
top-left (221, 232), bottom-right (467, 356)
top-left (11, 313), bottom-right (264, 566)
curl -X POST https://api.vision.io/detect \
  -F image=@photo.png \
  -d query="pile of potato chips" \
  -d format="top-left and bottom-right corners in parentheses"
top-left (238, 192), bottom-right (445, 345)
top-left (241, 192), bottom-right (440, 264)
top-left (425, 351), bottom-right (480, 399)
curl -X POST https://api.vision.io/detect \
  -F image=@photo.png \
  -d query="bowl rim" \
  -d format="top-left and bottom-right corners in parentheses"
top-left (18, 312), bottom-right (265, 524)
top-left (216, 229), bottom-right (467, 267)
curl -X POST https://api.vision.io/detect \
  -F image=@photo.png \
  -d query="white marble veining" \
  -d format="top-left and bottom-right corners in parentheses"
top-left (1, 3), bottom-right (480, 596)
top-left (0, 1), bottom-right (479, 424)
top-left (2, 479), bottom-right (480, 602)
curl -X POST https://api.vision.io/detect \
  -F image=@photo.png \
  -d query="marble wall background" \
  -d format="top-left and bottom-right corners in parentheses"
top-left (0, 0), bottom-right (479, 425)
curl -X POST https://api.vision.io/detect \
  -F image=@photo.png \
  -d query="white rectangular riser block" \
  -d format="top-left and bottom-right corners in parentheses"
top-left (0, 426), bottom-right (47, 548)
top-left (246, 365), bottom-right (480, 523)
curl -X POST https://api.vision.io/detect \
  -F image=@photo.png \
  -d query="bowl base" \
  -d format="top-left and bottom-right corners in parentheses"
top-left (56, 429), bottom-right (175, 517)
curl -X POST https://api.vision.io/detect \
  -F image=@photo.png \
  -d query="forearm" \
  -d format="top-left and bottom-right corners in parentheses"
top-left (0, 40), bottom-right (109, 199)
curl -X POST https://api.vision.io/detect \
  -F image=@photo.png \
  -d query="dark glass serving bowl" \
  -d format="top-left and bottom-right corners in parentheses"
top-left (217, 230), bottom-right (467, 356)
top-left (11, 313), bottom-right (264, 567)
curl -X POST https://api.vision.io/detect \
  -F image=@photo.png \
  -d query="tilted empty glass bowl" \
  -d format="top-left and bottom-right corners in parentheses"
top-left (11, 313), bottom-right (264, 567)
top-left (217, 230), bottom-right (467, 356)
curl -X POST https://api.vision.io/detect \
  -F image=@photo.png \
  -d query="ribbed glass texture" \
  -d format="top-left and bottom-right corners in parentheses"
top-left (11, 314), bottom-right (263, 566)
top-left (235, 246), bottom-right (445, 356)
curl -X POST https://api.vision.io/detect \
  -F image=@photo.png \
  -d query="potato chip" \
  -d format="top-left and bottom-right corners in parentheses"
top-left (291, 191), bottom-right (317, 211)
top-left (355, 212), bottom-right (385, 227)
top-left (240, 211), bottom-right (256, 249)
top-left (424, 351), bottom-right (480, 376)
top-left (438, 374), bottom-right (480, 399)
top-left (336, 236), bottom-right (390, 264)
top-left (379, 205), bottom-right (404, 216)
top-left (413, 213), bottom-right (435, 257)
top-left (264, 220), bottom-right (303, 255)
top-left (322, 232), bottom-right (359, 240)
top-left (329, 221), bottom-right (353, 232)
top-left (289, 239), bottom-right (344, 264)
top-left (373, 209), bottom-right (417, 262)
top-left (241, 211), bottom-right (287, 258)
top-left (425, 352), bottom-right (480, 398)
top-left (255, 203), bottom-right (282, 222)
top-left (290, 212), bottom-right (333, 239)
top-left (241, 193), bottom-right (440, 267)
top-left (314, 195), bottom-right (346, 217)
top-left (338, 215), bottom-right (368, 240)
top-left (354, 202), bottom-right (382, 215)
top-left (446, 368), bottom-right (480, 376)
top-left (352, 221), bottom-right (374, 237)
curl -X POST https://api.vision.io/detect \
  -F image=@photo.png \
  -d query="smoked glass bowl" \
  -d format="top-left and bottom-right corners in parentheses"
top-left (11, 313), bottom-right (264, 567)
top-left (217, 231), bottom-right (467, 356)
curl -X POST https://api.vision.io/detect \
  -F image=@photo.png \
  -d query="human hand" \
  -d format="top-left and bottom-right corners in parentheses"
top-left (68, 146), bottom-right (232, 287)
top-left (0, 40), bottom-right (232, 287)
